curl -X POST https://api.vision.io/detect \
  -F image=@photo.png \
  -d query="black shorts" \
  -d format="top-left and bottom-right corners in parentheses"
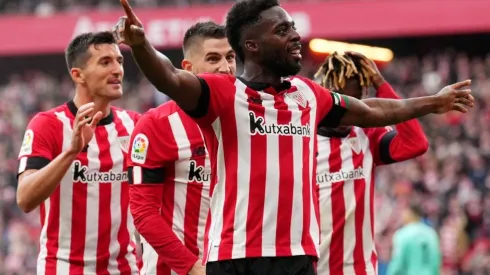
top-left (206, 255), bottom-right (316, 275)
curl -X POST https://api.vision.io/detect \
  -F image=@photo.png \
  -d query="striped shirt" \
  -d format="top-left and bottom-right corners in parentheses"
top-left (17, 100), bottom-right (139, 275)
top-left (316, 82), bottom-right (428, 275)
top-left (127, 101), bottom-right (210, 275)
top-left (186, 74), bottom-right (347, 262)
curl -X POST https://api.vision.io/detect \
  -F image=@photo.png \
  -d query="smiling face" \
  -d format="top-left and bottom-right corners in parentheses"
top-left (76, 43), bottom-right (124, 100)
top-left (246, 6), bottom-right (302, 77)
top-left (183, 37), bottom-right (236, 75)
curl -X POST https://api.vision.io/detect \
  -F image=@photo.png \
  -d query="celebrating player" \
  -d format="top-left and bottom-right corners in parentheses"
top-left (127, 21), bottom-right (235, 275)
top-left (114, 0), bottom-right (473, 273)
top-left (315, 52), bottom-right (429, 275)
top-left (16, 31), bottom-right (139, 275)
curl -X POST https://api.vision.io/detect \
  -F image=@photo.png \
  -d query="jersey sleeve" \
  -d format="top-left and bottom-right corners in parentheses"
top-left (302, 78), bottom-right (348, 128)
top-left (17, 113), bottom-right (61, 176)
top-left (183, 73), bottom-right (234, 127)
top-left (127, 113), bottom-right (172, 184)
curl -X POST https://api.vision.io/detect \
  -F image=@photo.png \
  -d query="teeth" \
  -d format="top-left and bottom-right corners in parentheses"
top-left (291, 49), bottom-right (300, 54)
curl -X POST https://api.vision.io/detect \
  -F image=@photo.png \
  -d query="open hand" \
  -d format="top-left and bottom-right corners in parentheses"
top-left (113, 0), bottom-right (146, 47)
top-left (68, 102), bottom-right (103, 155)
top-left (434, 80), bottom-right (474, 114)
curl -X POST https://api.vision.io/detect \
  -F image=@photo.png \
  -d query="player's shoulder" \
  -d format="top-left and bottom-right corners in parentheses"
top-left (28, 104), bottom-right (68, 125)
top-left (110, 106), bottom-right (141, 122)
top-left (289, 75), bottom-right (330, 98)
top-left (198, 72), bottom-right (237, 85)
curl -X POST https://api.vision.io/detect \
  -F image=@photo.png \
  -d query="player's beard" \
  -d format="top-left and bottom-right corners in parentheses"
top-left (260, 48), bottom-right (301, 77)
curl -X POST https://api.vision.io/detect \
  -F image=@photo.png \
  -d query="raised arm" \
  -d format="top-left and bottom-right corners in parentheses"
top-left (338, 80), bottom-right (473, 128)
top-left (114, 0), bottom-right (202, 111)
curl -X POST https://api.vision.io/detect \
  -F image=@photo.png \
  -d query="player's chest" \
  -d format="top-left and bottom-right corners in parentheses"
top-left (70, 135), bottom-right (130, 184)
top-left (231, 90), bottom-right (316, 138)
top-left (171, 143), bottom-right (211, 189)
top-left (316, 135), bottom-right (373, 187)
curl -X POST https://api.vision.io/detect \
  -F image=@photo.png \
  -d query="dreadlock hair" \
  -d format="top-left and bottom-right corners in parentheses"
top-left (314, 52), bottom-right (378, 91)
top-left (225, 0), bottom-right (280, 63)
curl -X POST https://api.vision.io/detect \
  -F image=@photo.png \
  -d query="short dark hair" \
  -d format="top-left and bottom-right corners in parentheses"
top-left (225, 0), bottom-right (280, 62)
top-left (182, 21), bottom-right (226, 56)
top-left (65, 31), bottom-right (117, 70)
top-left (408, 200), bottom-right (426, 218)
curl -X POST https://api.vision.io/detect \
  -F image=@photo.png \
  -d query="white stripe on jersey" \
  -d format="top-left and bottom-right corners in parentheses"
top-left (231, 81), bottom-right (251, 259)
top-left (84, 123), bottom-right (101, 275)
top-left (55, 111), bottom-right (75, 275)
top-left (317, 127), bottom-right (376, 275)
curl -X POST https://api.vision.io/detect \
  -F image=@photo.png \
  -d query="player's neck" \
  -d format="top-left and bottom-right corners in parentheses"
top-left (73, 92), bottom-right (111, 118)
top-left (241, 62), bottom-right (284, 89)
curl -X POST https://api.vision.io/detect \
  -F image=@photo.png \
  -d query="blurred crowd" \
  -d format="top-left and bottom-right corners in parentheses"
top-left (0, 0), bottom-right (325, 15)
top-left (1, 50), bottom-right (490, 274)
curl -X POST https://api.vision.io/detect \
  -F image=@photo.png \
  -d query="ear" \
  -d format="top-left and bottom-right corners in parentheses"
top-left (244, 39), bottom-right (259, 54)
top-left (181, 59), bottom-right (193, 72)
top-left (70, 68), bottom-right (85, 85)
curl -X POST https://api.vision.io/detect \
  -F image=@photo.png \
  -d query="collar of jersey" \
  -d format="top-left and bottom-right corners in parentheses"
top-left (67, 100), bottom-right (114, 126)
top-left (237, 76), bottom-right (292, 94)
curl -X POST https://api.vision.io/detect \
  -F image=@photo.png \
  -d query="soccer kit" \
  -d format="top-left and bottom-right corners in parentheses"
top-left (17, 100), bottom-right (140, 275)
top-left (316, 83), bottom-right (428, 275)
top-left (387, 222), bottom-right (441, 275)
top-left (127, 100), bottom-right (211, 275)
top-left (182, 73), bottom-right (348, 273)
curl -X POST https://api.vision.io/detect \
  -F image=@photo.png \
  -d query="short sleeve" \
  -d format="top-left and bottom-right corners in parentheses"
top-left (18, 113), bottom-right (61, 176)
top-left (127, 113), bottom-right (176, 184)
top-left (301, 78), bottom-right (348, 128)
top-left (368, 126), bottom-right (398, 165)
top-left (184, 73), bottom-right (235, 127)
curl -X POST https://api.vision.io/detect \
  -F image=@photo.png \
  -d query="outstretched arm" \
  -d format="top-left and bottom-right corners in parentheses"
top-left (371, 83), bottom-right (429, 165)
top-left (114, 0), bottom-right (202, 111)
top-left (337, 80), bottom-right (473, 128)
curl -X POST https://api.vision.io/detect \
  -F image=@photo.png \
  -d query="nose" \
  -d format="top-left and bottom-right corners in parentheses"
top-left (290, 28), bottom-right (301, 42)
top-left (218, 60), bottom-right (232, 75)
top-left (112, 62), bottom-right (123, 77)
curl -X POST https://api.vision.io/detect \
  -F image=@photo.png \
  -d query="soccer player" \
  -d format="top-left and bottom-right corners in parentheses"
top-left (387, 201), bottom-right (441, 275)
top-left (127, 21), bottom-right (236, 275)
top-left (314, 52), bottom-right (429, 275)
top-left (16, 31), bottom-right (139, 275)
top-left (114, 0), bottom-right (473, 273)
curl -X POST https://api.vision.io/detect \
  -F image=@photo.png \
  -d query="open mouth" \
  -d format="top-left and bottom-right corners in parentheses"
top-left (108, 79), bottom-right (121, 86)
top-left (289, 45), bottom-right (302, 60)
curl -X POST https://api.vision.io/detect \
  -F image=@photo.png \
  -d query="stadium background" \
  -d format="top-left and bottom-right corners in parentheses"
top-left (0, 0), bottom-right (489, 274)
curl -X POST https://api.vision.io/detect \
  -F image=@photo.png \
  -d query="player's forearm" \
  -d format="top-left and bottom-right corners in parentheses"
top-left (129, 185), bottom-right (198, 275)
top-left (17, 150), bottom-right (77, 213)
top-left (361, 95), bottom-right (439, 127)
top-left (131, 39), bottom-right (178, 94)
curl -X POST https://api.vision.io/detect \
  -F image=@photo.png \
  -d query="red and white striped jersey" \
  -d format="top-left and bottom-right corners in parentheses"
top-left (316, 126), bottom-right (393, 275)
top-left (127, 101), bottom-right (211, 275)
top-left (17, 100), bottom-right (140, 275)
top-left (188, 74), bottom-right (347, 262)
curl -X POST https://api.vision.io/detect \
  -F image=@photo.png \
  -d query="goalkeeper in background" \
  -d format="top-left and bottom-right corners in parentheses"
top-left (387, 201), bottom-right (441, 275)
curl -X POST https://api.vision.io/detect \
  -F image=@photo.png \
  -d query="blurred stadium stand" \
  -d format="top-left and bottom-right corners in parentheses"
top-left (1, 0), bottom-right (490, 274)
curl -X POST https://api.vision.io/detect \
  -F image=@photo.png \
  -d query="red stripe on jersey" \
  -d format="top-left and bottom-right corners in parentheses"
top-left (69, 149), bottom-right (89, 275)
top-left (46, 186), bottom-right (61, 274)
top-left (244, 87), bottom-right (267, 257)
top-left (275, 93), bottom-right (294, 256)
top-left (158, 117), bottom-right (178, 274)
top-left (216, 96), bottom-right (239, 261)
top-left (182, 123), bottom-right (205, 257)
top-left (351, 131), bottom-right (368, 275)
top-left (300, 102), bottom-right (315, 255)
top-left (113, 113), bottom-right (132, 273)
top-left (328, 138), bottom-right (345, 274)
top-left (96, 126), bottom-right (113, 275)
